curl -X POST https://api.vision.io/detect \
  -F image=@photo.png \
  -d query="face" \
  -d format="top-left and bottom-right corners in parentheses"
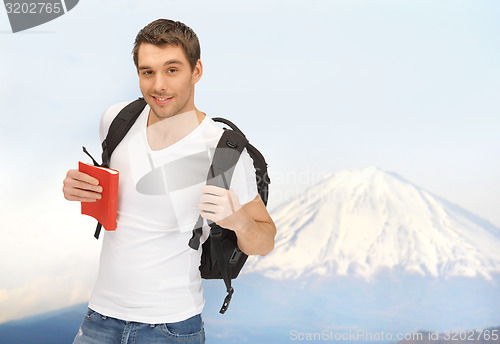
top-left (137, 43), bottom-right (202, 123)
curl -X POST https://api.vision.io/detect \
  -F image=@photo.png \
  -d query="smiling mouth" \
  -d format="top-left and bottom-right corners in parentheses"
top-left (152, 96), bottom-right (173, 105)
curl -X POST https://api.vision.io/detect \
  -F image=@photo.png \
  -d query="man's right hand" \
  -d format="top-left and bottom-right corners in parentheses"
top-left (63, 169), bottom-right (103, 202)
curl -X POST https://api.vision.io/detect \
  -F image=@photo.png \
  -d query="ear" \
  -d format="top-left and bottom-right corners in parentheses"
top-left (192, 59), bottom-right (203, 84)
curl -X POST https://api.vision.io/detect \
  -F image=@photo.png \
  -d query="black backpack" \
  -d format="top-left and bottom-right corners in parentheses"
top-left (84, 97), bottom-right (270, 314)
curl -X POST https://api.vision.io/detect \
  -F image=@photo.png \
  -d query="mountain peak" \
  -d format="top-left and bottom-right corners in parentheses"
top-left (246, 167), bottom-right (500, 280)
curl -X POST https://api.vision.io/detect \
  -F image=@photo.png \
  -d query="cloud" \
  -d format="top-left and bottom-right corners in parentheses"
top-left (0, 275), bottom-right (91, 323)
top-left (0, 174), bottom-right (101, 323)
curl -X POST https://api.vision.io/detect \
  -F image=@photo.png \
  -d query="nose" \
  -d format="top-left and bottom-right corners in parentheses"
top-left (153, 73), bottom-right (168, 93)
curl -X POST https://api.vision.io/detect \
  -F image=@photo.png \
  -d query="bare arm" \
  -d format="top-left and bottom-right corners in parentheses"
top-left (199, 185), bottom-right (276, 256)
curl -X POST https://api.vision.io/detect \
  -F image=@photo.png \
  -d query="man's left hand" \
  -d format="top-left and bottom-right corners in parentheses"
top-left (198, 185), bottom-right (244, 229)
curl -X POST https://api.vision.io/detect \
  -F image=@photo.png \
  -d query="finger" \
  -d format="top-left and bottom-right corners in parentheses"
top-left (64, 191), bottom-right (99, 202)
top-left (199, 202), bottom-right (218, 214)
top-left (64, 172), bottom-right (103, 193)
top-left (68, 169), bottom-right (100, 186)
top-left (199, 209), bottom-right (217, 222)
top-left (69, 188), bottom-right (102, 201)
top-left (73, 179), bottom-right (103, 193)
top-left (199, 194), bottom-right (219, 204)
top-left (199, 210), bottom-right (215, 221)
top-left (71, 196), bottom-right (98, 202)
top-left (202, 185), bottom-right (225, 196)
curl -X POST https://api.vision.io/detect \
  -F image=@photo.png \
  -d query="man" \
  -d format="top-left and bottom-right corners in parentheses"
top-left (63, 19), bottom-right (276, 344)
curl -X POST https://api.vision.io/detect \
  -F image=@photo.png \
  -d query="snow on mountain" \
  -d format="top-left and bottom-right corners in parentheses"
top-left (245, 166), bottom-right (500, 280)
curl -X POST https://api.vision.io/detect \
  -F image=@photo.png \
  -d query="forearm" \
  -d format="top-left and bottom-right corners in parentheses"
top-left (199, 187), bottom-right (276, 255)
top-left (231, 208), bottom-right (276, 256)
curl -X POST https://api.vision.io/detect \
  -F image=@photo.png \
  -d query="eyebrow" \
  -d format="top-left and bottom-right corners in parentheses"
top-left (138, 59), bottom-right (184, 70)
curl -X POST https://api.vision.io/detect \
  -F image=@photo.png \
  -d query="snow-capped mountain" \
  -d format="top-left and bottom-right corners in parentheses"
top-left (4, 167), bottom-right (499, 343)
top-left (246, 167), bottom-right (500, 280)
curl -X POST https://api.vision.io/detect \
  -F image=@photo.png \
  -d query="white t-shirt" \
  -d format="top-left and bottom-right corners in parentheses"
top-left (88, 101), bottom-right (258, 324)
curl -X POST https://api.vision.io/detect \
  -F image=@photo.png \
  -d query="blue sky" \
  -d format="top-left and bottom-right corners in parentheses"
top-left (0, 0), bottom-right (499, 323)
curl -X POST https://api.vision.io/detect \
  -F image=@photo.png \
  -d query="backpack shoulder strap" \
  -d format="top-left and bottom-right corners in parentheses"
top-left (212, 117), bottom-right (245, 137)
top-left (189, 128), bottom-right (249, 250)
top-left (213, 117), bottom-right (270, 205)
top-left (188, 128), bottom-right (249, 313)
top-left (94, 97), bottom-right (147, 239)
top-left (101, 97), bottom-right (147, 168)
top-left (207, 129), bottom-right (249, 188)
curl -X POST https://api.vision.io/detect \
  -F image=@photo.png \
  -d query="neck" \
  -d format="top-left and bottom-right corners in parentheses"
top-left (146, 108), bottom-right (206, 151)
top-left (147, 107), bottom-right (205, 127)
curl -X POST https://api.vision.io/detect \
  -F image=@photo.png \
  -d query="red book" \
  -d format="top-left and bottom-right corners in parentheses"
top-left (78, 161), bottom-right (119, 231)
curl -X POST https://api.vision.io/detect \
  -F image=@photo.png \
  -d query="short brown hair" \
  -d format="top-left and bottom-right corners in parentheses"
top-left (132, 19), bottom-right (201, 71)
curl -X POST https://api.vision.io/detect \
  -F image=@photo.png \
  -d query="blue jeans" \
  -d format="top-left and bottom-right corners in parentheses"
top-left (73, 308), bottom-right (205, 344)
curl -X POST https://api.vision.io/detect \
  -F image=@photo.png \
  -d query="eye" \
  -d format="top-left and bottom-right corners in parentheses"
top-left (142, 70), bottom-right (153, 75)
top-left (167, 68), bottom-right (177, 74)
